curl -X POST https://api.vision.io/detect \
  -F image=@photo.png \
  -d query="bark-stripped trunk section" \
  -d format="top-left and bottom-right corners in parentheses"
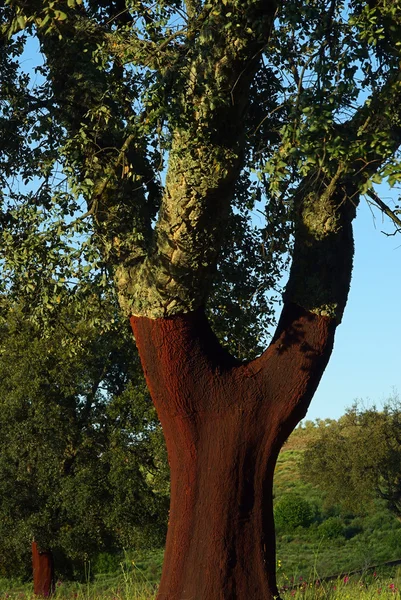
top-left (32, 542), bottom-right (55, 597)
top-left (131, 303), bottom-right (335, 600)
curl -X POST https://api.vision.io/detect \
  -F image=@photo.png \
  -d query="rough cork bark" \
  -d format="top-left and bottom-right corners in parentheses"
top-left (131, 302), bottom-right (336, 599)
top-left (32, 542), bottom-right (55, 597)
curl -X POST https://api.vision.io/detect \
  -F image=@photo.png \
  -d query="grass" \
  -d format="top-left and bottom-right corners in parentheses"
top-left (1, 568), bottom-right (401, 599)
top-left (276, 561), bottom-right (401, 598)
top-left (0, 570), bottom-right (158, 599)
top-left (0, 551), bottom-right (161, 600)
top-left (2, 544), bottom-right (401, 599)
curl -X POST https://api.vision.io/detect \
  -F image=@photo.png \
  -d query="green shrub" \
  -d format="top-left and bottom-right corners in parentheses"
top-left (93, 552), bottom-right (122, 575)
top-left (274, 494), bottom-right (314, 531)
top-left (318, 516), bottom-right (345, 539)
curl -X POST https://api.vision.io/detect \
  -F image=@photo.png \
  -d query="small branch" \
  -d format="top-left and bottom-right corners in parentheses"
top-left (324, 0), bottom-right (337, 43)
top-left (252, 101), bottom-right (287, 136)
top-left (295, 46), bottom-right (325, 112)
top-left (340, 69), bottom-right (401, 182)
top-left (107, 27), bottom-right (185, 70)
top-left (105, 6), bottom-right (133, 26)
top-left (91, 133), bottom-right (136, 203)
top-left (67, 206), bottom-right (96, 228)
top-left (366, 188), bottom-right (401, 231)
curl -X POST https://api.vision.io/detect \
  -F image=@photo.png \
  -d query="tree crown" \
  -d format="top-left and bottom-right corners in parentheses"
top-left (1, 0), bottom-right (400, 356)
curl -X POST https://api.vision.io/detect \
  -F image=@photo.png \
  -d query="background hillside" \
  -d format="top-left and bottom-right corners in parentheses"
top-left (274, 422), bottom-right (401, 581)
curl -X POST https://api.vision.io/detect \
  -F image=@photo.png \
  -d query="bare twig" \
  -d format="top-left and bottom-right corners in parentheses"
top-left (366, 188), bottom-right (401, 231)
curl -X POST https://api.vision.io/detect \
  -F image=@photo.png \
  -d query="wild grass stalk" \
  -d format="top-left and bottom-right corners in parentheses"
top-left (1, 561), bottom-right (401, 599)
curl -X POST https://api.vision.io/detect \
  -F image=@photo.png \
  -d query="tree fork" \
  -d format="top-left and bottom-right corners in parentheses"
top-left (131, 303), bottom-right (336, 599)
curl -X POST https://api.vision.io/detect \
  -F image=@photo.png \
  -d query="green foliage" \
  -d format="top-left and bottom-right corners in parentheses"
top-left (272, 424), bottom-right (401, 579)
top-left (0, 302), bottom-right (168, 580)
top-left (318, 516), bottom-right (345, 539)
top-left (1, 0), bottom-right (399, 353)
top-left (300, 395), bottom-right (401, 520)
top-left (274, 494), bottom-right (314, 531)
top-left (266, 0), bottom-right (401, 190)
top-left (0, 0), bottom-right (291, 348)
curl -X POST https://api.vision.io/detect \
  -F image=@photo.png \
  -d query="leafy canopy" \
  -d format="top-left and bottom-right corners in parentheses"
top-left (300, 395), bottom-right (401, 520)
top-left (0, 301), bottom-right (168, 579)
top-left (0, 0), bottom-right (400, 356)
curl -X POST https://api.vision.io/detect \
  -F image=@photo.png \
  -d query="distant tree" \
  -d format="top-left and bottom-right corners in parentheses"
top-left (0, 302), bottom-right (168, 591)
top-left (300, 397), bottom-right (401, 520)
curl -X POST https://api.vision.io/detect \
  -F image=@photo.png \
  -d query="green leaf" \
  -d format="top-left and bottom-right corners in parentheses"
top-left (54, 10), bottom-right (68, 21)
top-left (17, 15), bottom-right (27, 30)
top-left (371, 173), bottom-right (382, 184)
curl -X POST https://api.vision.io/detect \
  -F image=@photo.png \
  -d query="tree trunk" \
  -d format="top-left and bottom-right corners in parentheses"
top-left (131, 302), bottom-right (336, 600)
top-left (32, 542), bottom-right (55, 597)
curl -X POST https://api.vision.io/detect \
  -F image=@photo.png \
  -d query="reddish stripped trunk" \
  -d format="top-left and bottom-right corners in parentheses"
top-left (131, 303), bottom-right (336, 600)
top-left (32, 542), bottom-right (55, 597)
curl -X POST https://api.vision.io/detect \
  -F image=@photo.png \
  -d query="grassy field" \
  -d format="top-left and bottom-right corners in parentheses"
top-left (2, 548), bottom-right (401, 599)
top-left (1, 568), bottom-right (401, 599)
top-left (273, 426), bottom-right (401, 578)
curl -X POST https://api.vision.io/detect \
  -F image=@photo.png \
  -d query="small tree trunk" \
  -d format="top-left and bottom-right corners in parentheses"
top-left (32, 541), bottom-right (55, 597)
top-left (131, 303), bottom-right (336, 599)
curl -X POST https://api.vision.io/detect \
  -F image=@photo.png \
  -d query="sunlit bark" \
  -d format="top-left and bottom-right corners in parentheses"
top-left (131, 302), bottom-right (337, 599)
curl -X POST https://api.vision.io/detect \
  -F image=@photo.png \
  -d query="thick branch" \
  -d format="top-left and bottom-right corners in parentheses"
top-left (28, 11), bottom-right (160, 265)
top-left (276, 67), bottom-right (401, 337)
top-left (117, 1), bottom-right (278, 318)
top-left (251, 302), bottom-right (336, 429)
top-left (284, 167), bottom-right (356, 323)
top-left (279, 70), bottom-right (401, 331)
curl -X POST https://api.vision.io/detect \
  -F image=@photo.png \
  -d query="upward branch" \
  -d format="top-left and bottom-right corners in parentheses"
top-left (281, 71), bottom-right (401, 325)
top-left (282, 59), bottom-right (401, 324)
top-left (116, 0), bottom-right (279, 318)
top-left (285, 167), bottom-right (356, 323)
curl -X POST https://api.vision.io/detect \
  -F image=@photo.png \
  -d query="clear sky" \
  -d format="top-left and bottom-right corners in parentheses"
top-left (18, 38), bottom-right (401, 422)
